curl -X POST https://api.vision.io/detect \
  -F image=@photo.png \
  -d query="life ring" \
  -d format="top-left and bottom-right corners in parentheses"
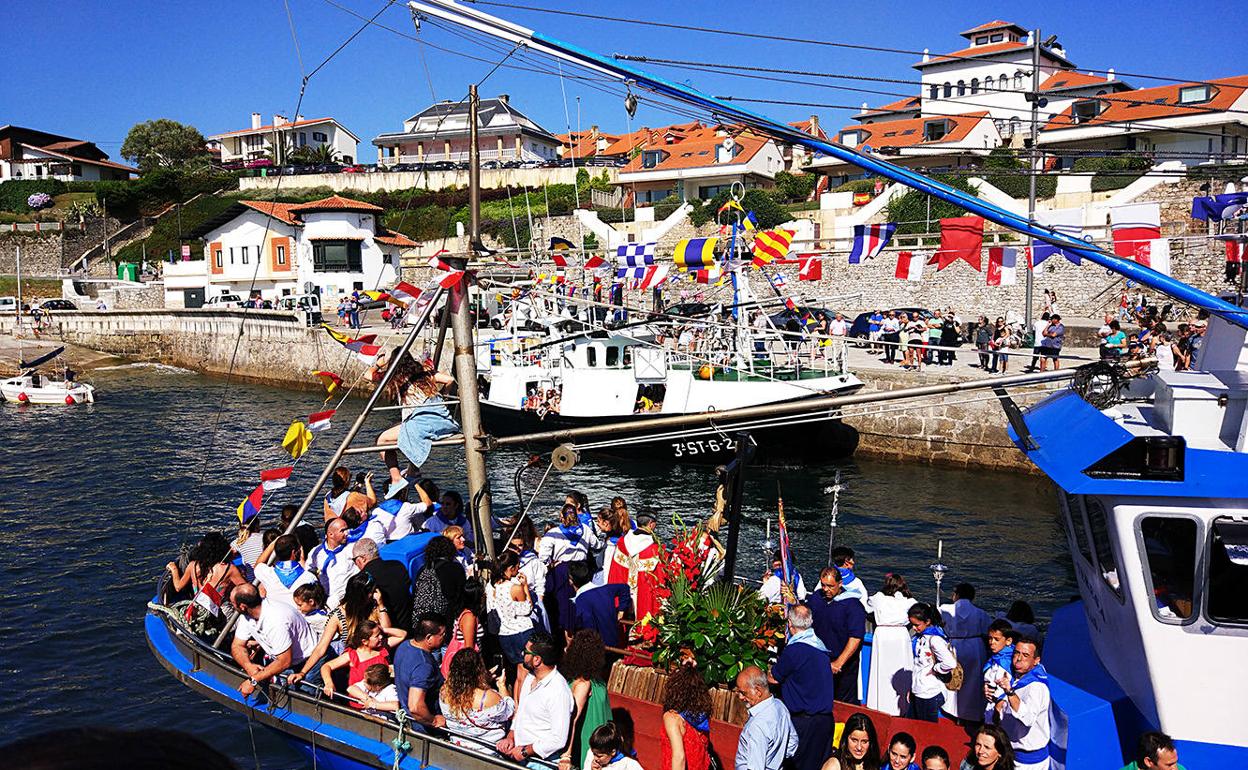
top-left (698, 364), bottom-right (714, 380)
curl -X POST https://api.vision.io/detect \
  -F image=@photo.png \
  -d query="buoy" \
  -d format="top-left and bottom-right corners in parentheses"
top-left (65, 395), bottom-right (76, 405)
top-left (698, 364), bottom-right (713, 380)
top-left (17, 392), bottom-right (29, 403)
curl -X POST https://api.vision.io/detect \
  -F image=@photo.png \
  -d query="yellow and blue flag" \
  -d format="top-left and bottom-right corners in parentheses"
top-left (674, 237), bottom-right (718, 272)
top-left (237, 483), bottom-right (264, 524)
top-left (743, 211), bottom-right (758, 232)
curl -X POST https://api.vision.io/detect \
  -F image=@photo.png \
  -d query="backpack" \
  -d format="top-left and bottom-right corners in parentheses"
top-left (412, 563), bottom-right (448, 617)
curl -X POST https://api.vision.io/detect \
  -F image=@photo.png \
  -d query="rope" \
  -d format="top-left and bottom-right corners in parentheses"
top-left (391, 708), bottom-right (413, 770)
top-left (244, 704), bottom-right (262, 770)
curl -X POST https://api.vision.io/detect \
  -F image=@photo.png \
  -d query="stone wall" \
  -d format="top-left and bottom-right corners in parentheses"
top-left (0, 217), bottom-right (122, 276)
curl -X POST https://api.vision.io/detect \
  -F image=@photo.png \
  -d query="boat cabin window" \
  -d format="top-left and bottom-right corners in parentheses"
top-left (622, 346), bottom-right (633, 366)
top-left (1084, 499), bottom-right (1123, 598)
top-left (1062, 493), bottom-right (1094, 565)
top-left (586, 347), bottom-right (597, 367)
top-left (1207, 518), bottom-right (1248, 625)
top-left (606, 346), bottom-right (620, 367)
top-left (1139, 516), bottom-right (1197, 622)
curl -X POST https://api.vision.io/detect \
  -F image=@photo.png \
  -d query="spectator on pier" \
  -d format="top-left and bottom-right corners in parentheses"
top-left (987, 637), bottom-right (1050, 770)
top-left (974, 317), bottom-right (993, 370)
top-left (805, 566), bottom-right (865, 705)
top-left (561, 629), bottom-right (612, 770)
top-left (439, 647), bottom-right (515, 753)
top-left (323, 467), bottom-right (377, 521)
top-left (907, 602), bottom-right (956, 722)
top-left (488, 550), bottom-right (536, 681)
top-left (922, 746), bottom-right (952, 770)
top-left (660, 664), bottom-right (714, 770)
top-left (880, 311), bottom-right (901, 364)
top-left (254, 533), bottom-right (316, 608)
top-left (308, 517), bottom-right (358, 609)
top-left (229, 584), bottom-right (318, 697)
top-left (1119, 731), bottom-right (1183, 770)
top-left (353, 537), bottom-right (413, 631)
top-left (412, 534), bottom-right (466, 620)
top-left (939, 310), bottom-right (960, 366)
top-left (941, 583), bottom-right (992, 722)
top-left (1038, 315), bottom-right (1064, 372)
top-left (1024, 314), bottom-right (1050, 372)
top-left (868, 309), bottom-right (884, 353)
top-left (885, 732), bottom-right (918, 770)
top-left (820, 711), bottom-right (882, 770)
top-left (831, 546), bottom-right (869, 609)
top-left (733, 665), bottom-right (797, 770)
top-left (394, 613), bottom-right (449, 732)
top-left (983, 621), bottom-right (1018, 704)
top-left (962, 724), bottom-right (1016, 770)
top-left (497, 630), bottom-right (575, 765)
top-left (318, 619), bottom-right (391, 704)
top-left (570, 559), bottom-right (632, 648)
top-left (769, 605), bottom-right (835, 770)
top-left (541, 503), bottom-right (593, 567)
top-left (866, 572), bottom-right (914, 716)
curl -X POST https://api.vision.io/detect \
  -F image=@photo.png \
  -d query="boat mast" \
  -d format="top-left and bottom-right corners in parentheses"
top-left (455, 83), bottom-right (497, 562)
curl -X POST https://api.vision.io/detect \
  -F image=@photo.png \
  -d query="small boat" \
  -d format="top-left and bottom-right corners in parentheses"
top-left (0, 347), bottom-right (95, 405)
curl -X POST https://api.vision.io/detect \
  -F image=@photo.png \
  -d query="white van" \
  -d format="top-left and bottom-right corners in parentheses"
top-left (0, 296), bottom-right (17, 314)
top-left (204, 293), bottom-right (243, 308)
top-left (278, 293), bottom-right (323, 325)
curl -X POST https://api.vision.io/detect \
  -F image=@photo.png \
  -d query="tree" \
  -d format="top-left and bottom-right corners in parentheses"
top-left (291, 143), bottom-right (341, 165)
top-left (121, 119), bottom-right (210, 173)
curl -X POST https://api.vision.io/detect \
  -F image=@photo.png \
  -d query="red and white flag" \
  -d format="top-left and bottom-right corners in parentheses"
top-left (260, 466), bottom-right (293, 491)
top-left (986, 247), bottom-right (1019, 286)
top-left (187, 582), bottom-right (223, 619)
top-left (797, 254), bottom-right (823, 281)
top-left (584, 254), bottom-right (608, 270)
top-left (895, 251), bottom-right (925, 281)
top-left (639, 263), bottom-right (670, 290)
top-left (428, 255), bottom-right (466, 288)
top-left (308, 409), bottom-right (335, 433)
top-left (1110, 203), bottom-right (1161, 260)
top-left (551, 253), bottom-right (568, 269)
top-left (1136, 238), bottom-right (1171, 275)
top-left (389, 281), bottom-right (423, 305)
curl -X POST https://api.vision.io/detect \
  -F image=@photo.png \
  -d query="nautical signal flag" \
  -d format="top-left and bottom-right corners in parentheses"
top-left (674, 238), bottom-right (718, 271)
top-left (717, 199), bottom-right (744, 215)
top-left (260, 467), bottom-right (293, 491)
top-left (742, 211), bottom-right (758, 232)
top-left (895, 250), bottom-right (925, 281)
top-left (550, 236), bottom-right (575, 251)
top-left (584, 254), bottom-right (608, 270)
top-left (389, 281), bottom-right (423, 305)
top-left (986, 247), bottom-right (1019, 286)
top-left (752, 229), bottom-right (795, 267)
top-left (282, 420), bottom-right (313, 459)
top-left (308, 409), bottom-right (335, 433)
top-left (1032, 207), bottom-right (1083, 266)
top-left (639, 263), bottom-right (670, 290)
top-left (798, 254), bottom-right (822, 281)
top-left (617, 266), bottom-right (646, 280)
top-left (322, 324), bottom-right (352, 345)
top-left (932, 216), bottom-right (984, 271)
top-left (551, 252), bottom-right (568, 269)
top-left (345, 339), bottom-right (382, 363)
top-left (1223, 237), bottom-right (1245, 281)
top-left (313, 370), bottom-right (342, 396)
top-left (428, 255), bottom-right (466, 288)
top-left (693, 266), bottom-right (723, 284)
top-left (236, 483), bottom-right (264, 524)
top-left (848, 223), bottom-right (897, 264)
top-left (1110, 203), bottom-right (1161, 261)
top-left (616, 242), bottom-right (656, 267)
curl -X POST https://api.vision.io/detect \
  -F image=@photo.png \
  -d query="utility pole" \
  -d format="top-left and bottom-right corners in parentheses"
top-left (1024, 28), bottom-right (1043, 330)
top-left (452, 83), bottom-right (496, 562)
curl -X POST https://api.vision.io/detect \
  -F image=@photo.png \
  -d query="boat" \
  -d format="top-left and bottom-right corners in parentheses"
top-left (0, 346), bottom-right (95, 405)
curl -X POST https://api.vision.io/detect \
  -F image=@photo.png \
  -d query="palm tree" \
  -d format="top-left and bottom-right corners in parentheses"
top-left (291, 143), bottom-right (341, 166)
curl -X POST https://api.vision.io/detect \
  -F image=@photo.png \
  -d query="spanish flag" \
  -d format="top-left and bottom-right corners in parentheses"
top-left (282, 420), bottom-right (313, 459)
top-left (752, 229), bottom-right (795, 267)
top-left (674, 237), bottom-right (718, 272)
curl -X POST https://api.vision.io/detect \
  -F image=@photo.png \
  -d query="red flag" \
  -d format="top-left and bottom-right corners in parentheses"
top-left (797, 254), bottom-right (822, 281)
top-left (932, 216), bottom-right (984, 271)
top-left (260, 466), bottom-right (294, 491)
top-left (551, 253), bottom-right (568, 269)
top-left (584, 255), bottom-right (607, 269)
top-left (307, 410), bottom-right (335, 433)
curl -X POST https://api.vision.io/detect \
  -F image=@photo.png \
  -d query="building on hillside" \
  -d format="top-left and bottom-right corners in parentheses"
top-left (373, 94), bottom-right (560, 166)
top-left (168, 194), bottom-right (410, 308)
top-left (557, 126), bottom-right (623, 159)
top-left (615, 124), bottom-right (785, 204)
top-left (208, 114), bottom-right (360, 166)
top-left (0, 125), bottom-right (136, 181)
top-left (785, 116), bottom-right (829, 171)
top-left (813, 112), bottom-right (1002, 185)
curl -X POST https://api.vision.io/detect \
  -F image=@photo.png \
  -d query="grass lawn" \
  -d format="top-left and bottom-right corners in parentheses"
top-left (114, 195), bottom-right (238, 264)
top-left (0, 276), bottom-right (64, 297)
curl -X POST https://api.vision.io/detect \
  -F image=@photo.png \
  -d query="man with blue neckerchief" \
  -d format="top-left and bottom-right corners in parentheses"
top-left (987, 636), bottom-right (1052, 770)
top-left (768, 604), bottom-right (835, 770)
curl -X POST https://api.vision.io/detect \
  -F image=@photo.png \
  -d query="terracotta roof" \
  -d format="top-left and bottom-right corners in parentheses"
top-left (1044, 74), bottom-right (1248, 131)
top-left (1039, 71), bottom-right (1129, 92)
top-left (237, 200), bottom-right (302, 226)
top-left (836, 112), bottom-right (994, 150)
top-left (375, 229), bottom-right (418, 247)
top-left (602, 121), bottom-right (705, 156)
top-left (618, 130), bottom-right (769, 174)
top-left (860, 96), bottom-right (922, 116)
top-left (961, 20), bottom-right (1026, 35)
top-left (42, 140), bottom-right (90, 152)
top-left (211, 117), bottom-right (344, 138)
top-left (287, 195), bottom-right (383, 214)
top-left (788, 118), bottom-right (829, 140)
top-left (558, 129), bottom-right (621, 158)
top-left (16, 143), bottom-right (136, 174)
top-left (920, 40), bottom-right (1028, 66)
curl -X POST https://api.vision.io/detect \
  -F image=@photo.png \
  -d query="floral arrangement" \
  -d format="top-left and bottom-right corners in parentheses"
top-left (27, 192), bottom-right (53, 210)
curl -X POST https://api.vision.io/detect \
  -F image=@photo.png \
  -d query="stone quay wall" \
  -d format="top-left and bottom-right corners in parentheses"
top-left (0, 217), bottom-right (121, 276)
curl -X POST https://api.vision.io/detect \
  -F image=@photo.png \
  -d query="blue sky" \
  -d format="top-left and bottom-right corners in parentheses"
top-left (1, 1), bottom-right (1241, 162)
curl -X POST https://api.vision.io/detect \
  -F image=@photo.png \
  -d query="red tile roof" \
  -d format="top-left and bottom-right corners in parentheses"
top-left (1044, 74), bottom-right (1248, 131)
top-left (788, 118), bottom-right (829, 140)
top-left (920, 40), bottom-right (1028, 66)
top-left (558, 129), bottom-right (621, 158)
top-left (237, 201), bottom-right (302, 226)
top-left (618, 129), bottom-right (770, 173)
top-left (375, 229), bottom-right (418, 247)
top-left (860, 96), bottom-right (922, 116)
top-left (1039, 71), bottom-right (1123, 92)
top-left (211, 117), bottom-right (338, 138)
top-left (961, 20), bottom-right (1022, 35)
top-left (836, 112), bottom-right (994, 149)
top-left (288, 195), bottom-right (383, 214)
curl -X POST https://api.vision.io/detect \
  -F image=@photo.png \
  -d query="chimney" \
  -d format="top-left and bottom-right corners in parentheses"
top-left (251, 112), bottom-right (262, 129)
top-left (860, 102), bottom-right (868, 113)
top-left (590, 124), bottom-right (599, 139)
top-left (273, 114), bottom-right (289, 127)
top-left (498, 94), bottom-right (510, 105)
top-left (809, 115), bottom-right (819, 134)
top-left (1107, 68), bottom-right (1115, 81)
top-left (296, 114), bottom-right (305, 122)
top-left (922, 48), bottom-right (930, 63)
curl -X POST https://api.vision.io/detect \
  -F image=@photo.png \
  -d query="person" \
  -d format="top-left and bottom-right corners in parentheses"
top-left (660, 664), bottom-right (714, 770)
top-left (975, 316), bottom-right (993, 370)
top-left (541, 503), bottom-right (593, 567)
top-left (831, 546), bottom-right (869, 609)
top-left (605, 512), bottom-right (662, 621)
top-left (291, 571), bottom-right (405, 685)
top-left (805, 567), bottom-right (865, 704)
top-left (939, 310), bottom-right (960, 366)
top-left (323, 467), bottom-right (377, 521)
top-left (442, 524), bottom-right (475, 575)
top-left (372, 350), bottom-right (458, 499)
top-left (1119, 731), bottom-right (1184, 770)
top-left (866, 572), bottom-right (914, 716)
top-left (926, 310), bottom-right (943, 366)
top-left (769, 605), bottom-right (836, 770)
top-left (232, 514), bottom-right (265, 581)
top-left (982, 621), bottom-right (1018, 704)
top-left (166, 532), bottom-right (249, 623)
top-left (820, 711), bottom-right (881, 770)
top-left (318, 620), bottom-right (391, 705)
top-left (881, 311), bottom-right (901, 364)
top-left (443, 577), bottom-right (486, 679)
top-left (868, 309), bottom-right (884, 352)
top-left (584, 722), bottom-right (644, 770)
top-left (351, 662), bottom-right (400, 716)
top-left (734, 665), bottom-right (797, 770)
top-left (560, 629), bottom-right (612, 770)
top-left (986, 637), bottom-right (1050, 770)
top-left (1024, 313), bottom-right (1050, 372)
top-left (488, 550), bottom-right (536, 681)
top-left (439, 647), bottom-right (516, 753)
top-left (1038, 315), bottom-right (1064, 372)
top-left (1104, 321), bottom-right (1127, 359)
top-left (229, 584), bottom-right (318, 697)
top-left (425, 490), bottom-right (473, 544)
top-left (280, 503), bottom-right (321, 558)
top-left (307, 517), bottom-right (358, 609)
top-left (253, 533), bottom-right (317, 607)
top-left (412, 534), bottom-right (466, 620)
top-left (352, 537), bottom-right (413, 631)
top-left (394, 613), bottom-right (449, 731)
top-left (941, 583), bottom-right (991, 722)
top-left (885, 733), bottom-right (919, 770)
top-left (961, 724), bottom-right (1015, 770)
top-left (293, 582), bottom-right (330, 639)
top-left (496, 630), bottom-right (575, 765)
top-left (570, 558), bottom-right (633, 648)
top-left (1001, 602), bottom-right (1040, 642)
top-left (760, 552), bottom-right (808, 604)
top-left (907, 602), bottom-right (956, 722)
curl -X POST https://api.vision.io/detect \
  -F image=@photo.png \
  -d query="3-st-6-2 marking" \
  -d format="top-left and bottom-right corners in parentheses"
top-left (671, 437), bottom-right (737, 457)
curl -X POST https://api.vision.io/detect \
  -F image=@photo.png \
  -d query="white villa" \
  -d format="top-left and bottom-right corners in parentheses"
top-left (373, 94), bottom-right (561, 166)
top-left (0, 125), bottom-right (136, 182)
top-left (208, 114), bottom-right (360, 165)
top-left (615, 123), bottom-right (786, 204)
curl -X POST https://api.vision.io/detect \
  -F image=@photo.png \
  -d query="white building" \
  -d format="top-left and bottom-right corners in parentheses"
top-left (0, 125), bottom-right (136, 182)
top-left (168, 194), bottom-right (411, 308)
top-left (616, 124), bottom-right (786, 204)
top-left (208, 114), bottom-right (360, 166)
top-left (373, 94), bottom-right (561, 165)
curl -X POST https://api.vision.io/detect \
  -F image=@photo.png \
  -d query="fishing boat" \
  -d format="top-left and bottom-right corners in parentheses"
top-left (0, 346), bottom-right (95, 405)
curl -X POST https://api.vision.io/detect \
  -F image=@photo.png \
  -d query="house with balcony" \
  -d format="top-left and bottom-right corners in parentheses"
top-left (208, 114), bottom-right (360, 166)
top-left (615, 124), bottom-right (785, 204)
top-left (811, 111), bottom-right (1003, 185)
top-left (0, 125), bottom-right (136, 181)
top-left (169, 194), bottom-right (412, 308)
top-left (373, 94), bottom-right (561, 166)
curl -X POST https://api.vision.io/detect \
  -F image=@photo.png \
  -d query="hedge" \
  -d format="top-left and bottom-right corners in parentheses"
top-left (885, 175), bottom-right (980, 235)
top-left (0, 179), bottom-right (68, 212)
top-left (980, 147), bottom-right (1057, 199)
top-left (1073, 155), bottom-right (1151, 193)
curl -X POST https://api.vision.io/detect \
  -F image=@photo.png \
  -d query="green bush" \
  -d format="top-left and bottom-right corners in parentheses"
top-left (981, 147), bottom-right (1057, 199)
top-left (885, 175), bottom-right (980, 235)
top-left (832, 178), bottom-right (884, 194)
top-left (114, 194), bottom-right (239, 263)
top-left (1073, 155), bottom-right (1151, 193)
top-left (773, 171), bottom-right (817, 202)
top-left (689, 188), bottom-right (788, 229)
top-left (0, 179), bottom-right (67, 212)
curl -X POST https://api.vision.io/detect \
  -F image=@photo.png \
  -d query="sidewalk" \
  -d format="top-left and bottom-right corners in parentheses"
top-left (843, 339), bottom-right (1100, 381)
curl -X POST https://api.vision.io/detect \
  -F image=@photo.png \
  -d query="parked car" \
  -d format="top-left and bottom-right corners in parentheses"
top-left (847, 307), bottom-right (933, 338)
top-left (0, 296), bottom-right (18, 314)
top-left (33, 299), bottom-right (77, 311)
top-left (519, 160), bottom-right (543, 169)
top-left (312, 163), bottom-right (344, 174)
top-left (481, 160), bottom-right (501, 169)
top-left (204, 293), bottom-right (244, 308)
top-left (429, 160), bottom-right (456, 171)
top-left (341, 165), bottom-right (363, 173)
top-left (501, 160), bottom-right (523, 169)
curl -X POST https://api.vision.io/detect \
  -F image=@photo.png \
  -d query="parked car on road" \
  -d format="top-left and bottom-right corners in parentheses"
top-left (204, 293), bottom-right (244, 308)
top-left (847, 307), bottom-right (933, 338)
top-left (0, 296), bottom-right (18, 314)
top-left (33, 299), bottom-right (77, 311)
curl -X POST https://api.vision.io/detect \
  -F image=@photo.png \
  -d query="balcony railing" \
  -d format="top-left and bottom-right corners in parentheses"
top-left (387, 148), bottom-right (549, 165)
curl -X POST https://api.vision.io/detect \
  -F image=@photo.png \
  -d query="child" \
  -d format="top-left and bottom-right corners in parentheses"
top-left (293, 582), bottom-right (330, 640)
top-left (348, 663), bottom-right (399, 716)
top-left (585, 722), bottom-right (643, 770)
top-left (982, 619), bottom-right (1018, 703)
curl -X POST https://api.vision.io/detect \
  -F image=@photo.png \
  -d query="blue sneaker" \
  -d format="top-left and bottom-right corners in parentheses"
top-left (385, 478), bottom-right (409, 500)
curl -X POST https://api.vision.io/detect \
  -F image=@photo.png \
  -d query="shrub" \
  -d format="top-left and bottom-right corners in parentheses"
top-left (1073, 154), bottom-right (1152, 193)
top-left (773, 171), bottom-right (817, 202)
top-left (885, 174), bottom-right (981, 235)
top-left (980, 147), bottom-right (1057, 199)
top-left (27, 192), bottom-right (53, 210)
top-left (0, 179), bottom-right (67, 212)
top-left (832, 178), bottom-right (883, 194)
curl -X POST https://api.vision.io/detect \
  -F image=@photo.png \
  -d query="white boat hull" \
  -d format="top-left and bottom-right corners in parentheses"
top-left (1, 376), bottom-right (95, 405)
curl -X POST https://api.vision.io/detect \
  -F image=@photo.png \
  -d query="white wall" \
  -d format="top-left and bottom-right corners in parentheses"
top-left (298, 211), bottom-right (397, 298)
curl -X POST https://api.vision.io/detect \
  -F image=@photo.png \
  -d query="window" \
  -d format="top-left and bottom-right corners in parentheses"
top-left (1179, 85), bottom-right (1212, 104)
top-left (942, 82), bottom-right (952, 98)
top-left (990, 32), bottom-right (1004, 42)
top-left (1062, 493), bottom-right (1093, 565)
top-left (229, 247), bottom-right (235, 265)
top-left (971, 78), bottom-right (980, 95)
top-left (1014, 72), bottom-right (1025, 90)
top-left (975, 35), bottom-right (989, 45)
top-left (586, 347), bottom-right (597, 367)
top-left (606, 346), bottom-right (620, 367)
top-left (699, 184), bottom-right (733, 199)
top-left (1073, 100), bottom-right (1101, 124)
top-left (1207, 518), bottom-right (1248, 624)
top-left (1084, 499), bottom-right (1123, 596)
top-left (214, 249), bottom-right (223, 268)
top-left (298, 132), bottom-right (307, 147)
top-left (923, 120), bottom-right (950, 141)
top-left (642, 150), bottom-right (665, 168)
top-left (71, 163), bottom-right (82, 176)
top-left (313, 131), bottom-right (329, 142)
top-left (957, 80), bottom-right (966, 96)
top-left (1009, 117), bottom-right (1021, 137)
top-left (1140, 516), bottom-right (1197, 622)
top-left (839, 130), bottom-right (860, 147)
top-left (276, 245), bottom-right (286, 265)
top-left (999, 75), bottom-right (1009, 92)
top-left (312, 240), bottom-right (363, 272)
top-left (929, 84), bottom-right (939, 100)
top-left (241, 245), bottom-right (249, 265)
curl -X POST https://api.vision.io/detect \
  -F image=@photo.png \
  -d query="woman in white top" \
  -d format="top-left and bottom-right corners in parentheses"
top-left (486, 550), bottom-right (535, 681)
top-left (439, 647), bottom-right (516, 752)
top-left (539, 504), bottom-right (592, 567)
top-left (866, 572), bottom-right (915, 716)
top-left (907, 602), bottom-right (957, 722)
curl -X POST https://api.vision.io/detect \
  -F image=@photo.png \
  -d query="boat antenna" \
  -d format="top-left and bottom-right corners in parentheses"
top-left (826, 469), bottom-right (842, 565)
top-left (929, 539), bottom-right (948, 608)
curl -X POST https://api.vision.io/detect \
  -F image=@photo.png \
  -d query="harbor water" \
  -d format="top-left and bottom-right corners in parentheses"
top-left (0, 366), bottom-right (1075, 768)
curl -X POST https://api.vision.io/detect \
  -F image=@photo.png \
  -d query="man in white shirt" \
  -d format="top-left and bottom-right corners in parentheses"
top-left (987, 637), bottom-right (1052, 769)
top-left (496, 630), bottom-right (574, 765)
top-left (1026, 313), bottom-right (1051, 372)
top-left (230, 584), bottom-right (318, 697)
top-left (828, 312), bottom-right (849, 337)
top-left (253, 534), bottom-right (316, 607)
top-left (307, 517), bottom-right (358, 609)
top-left (734, 665), bottom-right (798, 770)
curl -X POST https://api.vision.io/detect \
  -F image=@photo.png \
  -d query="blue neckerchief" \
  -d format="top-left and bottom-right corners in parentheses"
top-left (607, 752), bottom-right (627, 766)
top-left (984, 644), bottom-right (1015, 674)
top-left (788, 627), bottom-right (827, 652)
top-left (837, 566), bottom-right (855, 584)
top-left (558, 521), bottom-right (583, 544)
top-left (438, 509), bottom-right (465, 527)
top-left (458, 548), bottom-right (474, 564)
top-left (911, 625), bottom-right (948, 656)
top-left (1012, 663), bottom-right (1049, 691)
top-left (320, 542), bottom-right (346, 569)
top-left (680, 710), bottom-right (710, 733)
top-left (345, 520), bottom-right (369, 543)
top-left (273, 560), bottom-right (306, 588)
top-left (577, 511), bottom-right (595, 528)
